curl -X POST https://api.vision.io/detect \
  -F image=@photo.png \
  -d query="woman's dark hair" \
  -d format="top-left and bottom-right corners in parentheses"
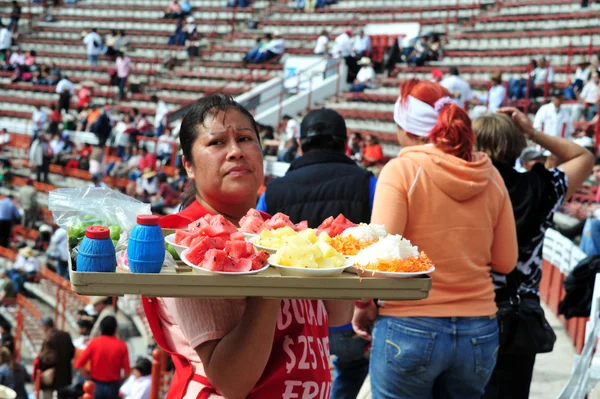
top-left (179, 94), bottom-right (260, 209)
top-left (100, 316), bottom-right (117, 336)
top-left (133, 357), bottom-right (152, 376)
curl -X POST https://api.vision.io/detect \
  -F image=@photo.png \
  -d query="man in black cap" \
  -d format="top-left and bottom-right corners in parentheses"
top-left (256, 108), bottom-right (376, 399)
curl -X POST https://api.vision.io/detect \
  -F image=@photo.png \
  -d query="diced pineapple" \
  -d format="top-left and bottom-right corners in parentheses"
top-left (317, 231), bottom-right (332, 244)
top-left (317, 258), bottom-right (335, 269)
top-left (316, 241), bottom-right (337, 258)
top-left (297, 229), bottom-right (318, 244)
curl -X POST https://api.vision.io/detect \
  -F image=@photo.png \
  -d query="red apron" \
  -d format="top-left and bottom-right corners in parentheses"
top-left (145, 202), bottom-right (332, 399)
top-left (143, 297), bottom-right (332, 399)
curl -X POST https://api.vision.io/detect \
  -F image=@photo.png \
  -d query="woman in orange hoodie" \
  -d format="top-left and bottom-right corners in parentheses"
top-left (353, 79), bottom-right (518, 399)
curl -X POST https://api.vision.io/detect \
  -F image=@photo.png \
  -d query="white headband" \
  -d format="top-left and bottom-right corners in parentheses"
top-left (393, 95), bottom-right (454, 137)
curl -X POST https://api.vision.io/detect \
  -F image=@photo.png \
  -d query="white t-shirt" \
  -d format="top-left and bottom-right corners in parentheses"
top-left (13, 255), bottom-right (41, 274)
top-left (83, 32), bottom-right (103, 56)
top-left (356, 66), bottom-right (375, 88)
top-left (440, 75), bottom-right (473, 108)
top-left (533, 102), bottom-right (574, 138)
top-left (352, 35), bottom-right (371, 55)
top-left (50, 138), bottom-right (65, 155)
top-left (157, 135), bottom-right (176, 155)
top-left (0, 27), bottom-right (11, 50)
top-left (574, 66), bottom-right (591, 82)
top-left (581, 81), bottom-right (599, 104)
top-left (332, 33), bottom-right (353, 58)
top-left (532, 67), bottom-right (555, 86)
top-left (265, 38), bottom-right (285, 55)
top-left (32, 110), bottom-right (47, 131)
top-left (120, 375), bottom-right (152, 399)
top-left (56, 79), bottom-right (74, 94)
top-left (314, 35), bottom-right (329, 54)
top-left (155, 100), bottom-right (169, 127)
top-left (113, 121), bottom-right (132, 148)
top-left (285, 119), bottom-right (300, 141)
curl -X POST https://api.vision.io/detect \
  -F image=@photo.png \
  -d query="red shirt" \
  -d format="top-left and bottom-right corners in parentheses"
top-left (74, 335), bottom-right (130, 382)
top-left (152, 201), bottom-right (331, 399)
top-left (139, 153), bottom-right (157, 172)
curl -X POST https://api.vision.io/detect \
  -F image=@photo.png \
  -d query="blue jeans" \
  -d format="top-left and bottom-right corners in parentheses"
top-left (57, 259), bottom-right (69, 280)
top-left (296, 0), bottom-right (306, 7)
top-left (349, 83), bottom-right (368, 92)
top-left (88, 54), bottom-right (99, 65)
top-left (370, 316), bottom-right (499, 399)
top-left (329, 325), bottom-right (369, 399)
top-left (93, 381), bottom-right (120, 399)
top-left (117, 77), bottom-right (127, 100)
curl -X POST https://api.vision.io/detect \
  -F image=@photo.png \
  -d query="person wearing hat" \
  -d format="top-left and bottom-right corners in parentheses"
top-left (38, 317), bottom-right (75, 399)
top-left (6, 246), bottom-right (39, 294)
top-left (119, 358), bottom-right (152, 399)
top-left (17, 177), bottom-right (38, 229)
top-left (349, 57), bottom-right (375, 92)
top-left (431, 68), bottom-right (443, 83)
top-left (89, 296), bottom-right (116, 339)
top-left (257, 108), bottom-right (375, 399)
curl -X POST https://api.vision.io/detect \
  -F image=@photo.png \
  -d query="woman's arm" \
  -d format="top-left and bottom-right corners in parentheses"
top-left (500, 107), bottom-right (594, 200)
top-left (490, 188), bottom-right (518, 274)
top-left (324, 300), bottom-right (353, 327)
top-left (195, 298), bottom-right (280, 399)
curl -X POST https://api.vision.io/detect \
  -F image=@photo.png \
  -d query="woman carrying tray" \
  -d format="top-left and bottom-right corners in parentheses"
top-left (352, 79), bottom-right (519, 398)
top-left (143, 94), bottom-right (333, 399)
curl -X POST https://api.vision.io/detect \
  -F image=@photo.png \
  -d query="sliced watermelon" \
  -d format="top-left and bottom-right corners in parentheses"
top-left (239, 208), bottom-right (265, 234)
top-left (180, 233), bottom-right (201, 247)
top-left (209, 214), bottom-right (238, 234)
top-left (294, 220), bottom-right (309, 232)
top-left (187, 237), bottom-right (226, 265)
top-left (188, 215), bottom-right (211, 232)
top-left (225, 241), bottom-right (254, 260)
top-left (201, 249), bottom-right (230, 272)
top-left (263, 212), bottom-right (295, 230)
top-left (174, 230), bottom-right (195, 245)
top-left (249, 251), bottom-right (269, 270)
top-left (230, 231), bottom-right (245, 241)
top-left (316, 216), bottom-right (335, 236)
top-left (224, 258), bottom-right (252, 273)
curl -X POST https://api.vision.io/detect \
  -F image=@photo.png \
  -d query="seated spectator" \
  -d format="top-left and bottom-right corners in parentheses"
top-left (427, 33), bottom-right (443, 61)
top-left (136, 170), bottom-right (159, 202)
top-left (349, 57), bottom-right (375, 92)
top-left (259, 124), bottom-right (278, 156)
top-left (129, 146), bottom-right (155, 180)
top-left (243, 32), bottom-right (285, 64)
top-left (150, 173), bottom-right (179, 213)
top-left (77, 82), bottom-right (93, 111)
top-left (185, 24), bottom-right (200, 58)
top-left (509, 57), bottom-right (554, 100)
top-left (346, 132), bottom-right (363, 162)
top-left (407, 35), bottom-right (429, 67)
top-left (471, 72), bottom-right (506, 118)
top-left (361, 134), bottom-right (384, 167)
top-left (73, 319), bottom-right (93, 350)
top-left (164, 0), bottom-right (182, 18)
top-left (8, 246), bottom-right (40, 293)
top-left (0, 347), bottom-right (30, 399)
top-left (7, 48), bottom-right (24, 71)
top-left (314, 30), bottom-right (328, 55)
top-left (533, 94), bottom-right (574, 138)
top-left (180, 0), bottom-right (192, 15)
top-left (104, 29), bottom-right (118, 57)
top-left (113, 115), bottom-right (135, 158)
top-left (110, 146), bottom-right (141, 178)
top-left (157, 128), bottom-right (176, 165)
top-left (136, 113), bottom-right (153, 137)
top-left (119, 358), bottom-right (152, 399)
top-left (0, 159), bottom-right (10, 187)
top-left (574, 71), bottom-right (599, 122)
top-left (565, 57), bottom-right (593, 100)
top-left (10, 49), bottom-right (35, 82)
top-left (114, 30), bottom-right (128, 53)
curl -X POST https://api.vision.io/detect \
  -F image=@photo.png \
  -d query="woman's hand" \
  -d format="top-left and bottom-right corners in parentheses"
top-left (352, 301), bottom-right (378, 341)
top-left (498, 107), bottom-right (535, 139)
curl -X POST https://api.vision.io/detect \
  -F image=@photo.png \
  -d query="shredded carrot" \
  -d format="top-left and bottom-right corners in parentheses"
top-left (359, 252), bottom-right (434, 273)
top-left (330, 235), bottom-right (378, 255)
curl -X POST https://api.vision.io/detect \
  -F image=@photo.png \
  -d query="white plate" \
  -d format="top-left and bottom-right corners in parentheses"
top-left (252, 241), bottom-right (279, 254)
top-left (165, 233), bottom-right (188, 256)
top-left (242, 232), bottom-right (259, 241)
top-left (181, 249), bottom-right (270, 275)
top-left (268, 260), bottom-right (352, 277)
top-left (354, 266), bottom-right (435, 279)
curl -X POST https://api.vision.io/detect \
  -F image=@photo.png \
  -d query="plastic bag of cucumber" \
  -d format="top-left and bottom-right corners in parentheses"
top-left (49, 187), bottom-right (151, 259)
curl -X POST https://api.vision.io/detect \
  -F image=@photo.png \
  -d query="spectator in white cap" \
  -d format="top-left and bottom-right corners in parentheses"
top-left (349, 57), bottom-right (375, 92)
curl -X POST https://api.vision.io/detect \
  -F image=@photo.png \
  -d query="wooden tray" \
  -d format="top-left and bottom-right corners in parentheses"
top-left (68, 266), bottom-right (432, 300)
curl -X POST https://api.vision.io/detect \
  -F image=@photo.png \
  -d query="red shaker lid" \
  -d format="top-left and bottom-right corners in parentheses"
top-left (85, 226), bottom-right (110, 239)
top-left (137, 214), bottom-right (160, 225)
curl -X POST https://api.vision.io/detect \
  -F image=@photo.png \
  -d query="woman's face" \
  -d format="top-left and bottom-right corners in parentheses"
top-left (184, 109), bottom-right (264, 206)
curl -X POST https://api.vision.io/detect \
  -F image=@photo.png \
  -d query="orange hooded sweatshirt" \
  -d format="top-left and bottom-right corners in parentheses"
top-left (373, 145), bottom-right (518, 317)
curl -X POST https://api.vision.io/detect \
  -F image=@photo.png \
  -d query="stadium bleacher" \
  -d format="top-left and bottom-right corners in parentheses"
top-left (1, 0), bottom-right (600, 397)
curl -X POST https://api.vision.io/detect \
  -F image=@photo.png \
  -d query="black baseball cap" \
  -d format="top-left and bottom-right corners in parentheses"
top-left (300, 108), bottom-right (347, 140)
